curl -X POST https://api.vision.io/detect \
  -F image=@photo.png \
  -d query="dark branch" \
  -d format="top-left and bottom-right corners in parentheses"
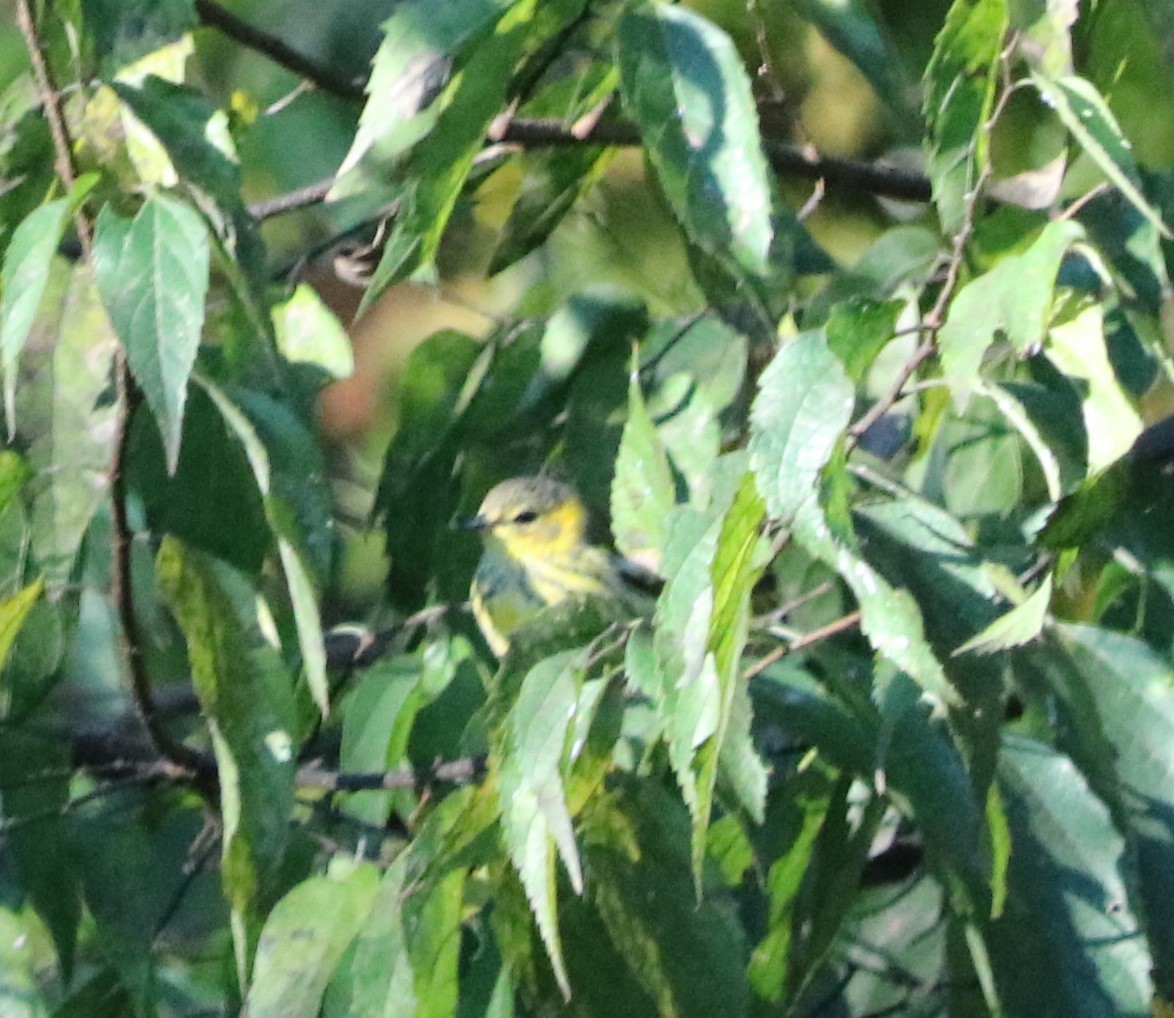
top-left (191, 0), bottom-right (933, 220)
top-left (193, 0), bottom-right (364, 100)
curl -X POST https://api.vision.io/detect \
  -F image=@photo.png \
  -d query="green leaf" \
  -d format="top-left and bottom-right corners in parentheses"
top-left (82, 0), bottom-right (196, 72)
top-left (939, 219), bottom-right (1084, 406)
top-left (801, 500), bottom-right (958, 707)
top-left (1031, 72), bottom-right (1171, 238)
top-left (246, 861), bottom-right (381, 1018)
top-left (19, 265), bottom-right (119, 588)
top-left (0, 580), bottom-right (42, 673)
top-left (1046, 301), bottom-right (1142, 472)
top-left (272, 506), bottom-right (329, 718)
top-left (616, 1), bottom-right (774, 275)
top-left (651, 475), bottom-right (767, 883)
top-left (496, 648), bottom-right (586, 998)
top-left (611, 362), bottom-right (676, 565)
top-left (0, 907), bottom-right (47, 1018)
top-left (0, 176), bottom-right (96, 434)
top-left (748, 791), bottom-right (825, 1001)
top-left (156, 537), bottom-right (297, 975)
top-left (825, 298), bottom-right (904, 384)
top-left (338, 656), bottom-right (425, 826)
top-left (272, 284), bottom-right (355, 380)
top-left (0, 731), bottom-right (81, 981)
top-left (1033, 626), bottom-right (1174, 998)
top-left (70, 790), bottom-right (207, 1012)
top-left (375, 330), bottom-right (482, 609)
top-left (360, 0), bottom-right (545, 306)
top-left (923, 0), bottom-right (1007, 233)
top-left (954, 573), bottom-right (1052, 655)
top-left (2, 200), bottom-right (70, 433)
top-left (749, 331), bottom-right (855, 524)
top-left (583, 780), bottom-right (750, 1017)
top-left (93, 195), bottom-right (210, 473)
top-left (129, 381), bottom-right (271, 575)
top-left (785, 778), bottom-right (887, 1002)
top-left (792, 0), bottom-right (916, 119)
top-left (490, 145), bottom-right (616, 275)
top-left (331, 0), bottom-right (515, 198)
top-left (990, 734), bottom-right (1152, 1014)
top-left (111, 76), bottom-right (272, 348)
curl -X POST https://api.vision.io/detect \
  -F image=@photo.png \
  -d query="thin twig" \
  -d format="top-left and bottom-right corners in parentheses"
top-left (296, 755), bottom-right (486, 792)
top-left (17, 0), bottom-right (203, 778)
top-left (194, 0), bottom-right (937, 204)
top-left (847, 39), bottom-right (1018, 447)
top-left (741, 609), bottom-right (862, 682)
top-left (14, 0), bottom-right (91, 253)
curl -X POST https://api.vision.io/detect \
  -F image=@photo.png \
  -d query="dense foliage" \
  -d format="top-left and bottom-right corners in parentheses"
top-left (2, 0), bottom-right (1174, 1015)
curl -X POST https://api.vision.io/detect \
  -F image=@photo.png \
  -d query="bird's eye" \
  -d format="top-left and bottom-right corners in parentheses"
top-left (513, 510), bottom-right (539, 525)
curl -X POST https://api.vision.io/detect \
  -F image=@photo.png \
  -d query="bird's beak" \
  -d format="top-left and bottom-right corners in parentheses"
top-left (457, 514), bottom-right (490, 532)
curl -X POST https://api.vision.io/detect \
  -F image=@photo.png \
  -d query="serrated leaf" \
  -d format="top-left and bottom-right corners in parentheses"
top-left (991, 734), bottom-right (1152, 1013)
top-left (112, 76), bottom-right (273, 349)
top-left (923, 0), bottom-right (1007, 233)
top-left (939, 219), bottom-right (1084, 407)
top-left (954, 573), bottom-right (1051, 655)
top-left (360, 0), bottom-right (546, 307)
top-left (651, 476), bottom-right (767, 884)
top-left (497, 648), bottom-right (585, 998)
top-left (1034, 626), bottom-right (1174, 997)
top-left (583, 780), bottom-right (750, 1017)
top-left (749, 331), bottom-right (855, 524)
top-left (93, 195), bottom-right (209, 473)
top-left (616, 1), bottom-right (774, 275)
top-left (1032, 72), bottom-right (1171, 239)
top-left (797, 500), bottom-right (958, 706)
top-left (246, 862), bottom-right (381, 1018)
top-left (611, 363), bottom-right (676, 566)
top-left (332, 0), bottom-right (514, 197)
top-left (156, 537), bottom-right (297, 975)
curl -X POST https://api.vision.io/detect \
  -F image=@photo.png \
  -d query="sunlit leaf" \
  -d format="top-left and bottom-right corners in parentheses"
top-left (991, 734), bottom-right (1152, 1013)
top-left (93, 196), bottom-right (209, 473)
top-left (1032, 73), bottom-right (1171, 238)
top-left (617, 1), bottom-right (774, 275)
top-left (611, 363), bottom-right (675, 567)
top-left (924, 0), bottom-right (1008, 233)
top-left (246, 861), bottom-right (380, 1018)
top-left (749, 330), bottom-right (854, 524)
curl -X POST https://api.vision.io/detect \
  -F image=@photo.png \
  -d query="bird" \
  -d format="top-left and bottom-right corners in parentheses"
top-left (460, 475), bottom-right (642, 657)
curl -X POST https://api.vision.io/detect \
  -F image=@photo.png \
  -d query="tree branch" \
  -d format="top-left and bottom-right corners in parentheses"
top-left (191, 0), bottom-right (932, 221)
top-left (15, 0), bottom-right (91, 253)
top-left (741, 609), bottom-right (863, 682)
top-left (18, 0), bottom-right (206, 780)
top-left (193, 0), bottom-right (364, 99)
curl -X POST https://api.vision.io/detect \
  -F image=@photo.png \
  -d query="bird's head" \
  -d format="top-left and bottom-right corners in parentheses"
top-left (461, 476), bottom-right (588, 563)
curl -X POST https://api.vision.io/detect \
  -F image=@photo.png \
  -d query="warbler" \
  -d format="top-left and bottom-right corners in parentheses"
top-left (461, 476), bottom-right (639, 657)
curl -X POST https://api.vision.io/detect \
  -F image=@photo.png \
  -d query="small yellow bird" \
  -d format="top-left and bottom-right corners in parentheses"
top-left (461, 476), bottom-right (638, 657)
